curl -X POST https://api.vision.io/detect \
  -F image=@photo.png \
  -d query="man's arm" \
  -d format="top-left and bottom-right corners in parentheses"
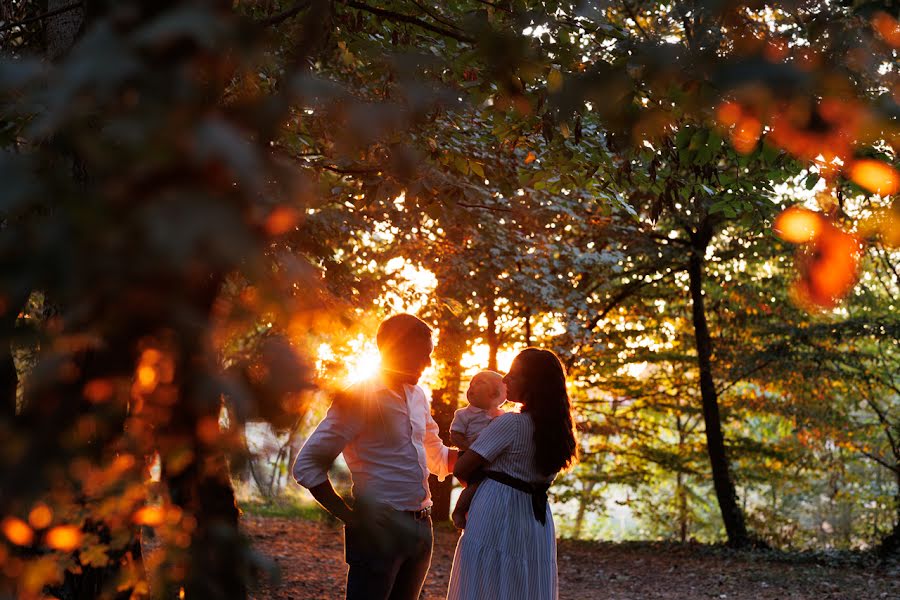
top-left (292, 398), bottom-right (361, 522)
top-left (424, 404), bottom-right (457, 478)
top-left (308, 481), bottom-right (355, 524)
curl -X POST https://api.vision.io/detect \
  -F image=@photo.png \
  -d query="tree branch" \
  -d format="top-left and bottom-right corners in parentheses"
top-left (858, 447), bottom-right (899, 475)
top-left (473, 0), bottom-right (512, 12)
top-left (258, 0), bottom-right (313, 27)
top-left (405, 0), bottom-right (463, 32)
top-left (621, 0), bottom-right (652, 42)
top-left (0, 1), bottom-right (82, 34)
top-left (344, 0), bottom-right (475, 43)
top-left (314, 163), bottom-right (382, 175)
top-left (456, 201), bottom-right (512, 212)
top-left (875, 241), bottom-right (900, 288)
top-left (586, 269), bottom-right (677, 330)
top-left (715, 355), bottom-right (780, 397)
top-left (859, 384), bottom-right (899, 460)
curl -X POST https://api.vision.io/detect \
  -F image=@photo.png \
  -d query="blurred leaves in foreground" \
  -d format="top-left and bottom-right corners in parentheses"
top-left (0, 0), bottom-right (898, 597)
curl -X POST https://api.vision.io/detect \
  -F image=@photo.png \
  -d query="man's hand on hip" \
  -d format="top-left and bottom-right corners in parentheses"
top-left (308, 480), bottom-right (355, 525)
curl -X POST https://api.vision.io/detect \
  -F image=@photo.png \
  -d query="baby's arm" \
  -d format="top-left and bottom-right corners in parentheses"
top-left (449, 410), bottom-right (470, 451)
top-left (450, 430), bottom-right (470, 452)
top-left (452, 481), bottom-right (480, 529)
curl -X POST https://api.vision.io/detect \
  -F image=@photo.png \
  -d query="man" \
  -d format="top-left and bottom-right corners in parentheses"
top-left (292, 314), bottom-right (457, 600)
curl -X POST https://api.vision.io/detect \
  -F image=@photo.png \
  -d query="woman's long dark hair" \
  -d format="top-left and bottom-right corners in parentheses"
top-left (514, 348), bottom-right (578, 476)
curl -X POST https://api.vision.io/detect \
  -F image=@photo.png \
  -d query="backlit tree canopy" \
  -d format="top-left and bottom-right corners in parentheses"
top-left (0, 0), bottom-right (898, 598)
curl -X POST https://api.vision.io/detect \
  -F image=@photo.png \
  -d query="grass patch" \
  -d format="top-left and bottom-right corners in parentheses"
top-left (240, 499), bottom-right (334, 522)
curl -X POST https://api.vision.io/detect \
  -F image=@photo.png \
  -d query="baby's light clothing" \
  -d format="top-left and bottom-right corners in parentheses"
top-left (450, 405), bottom-right (503, 447)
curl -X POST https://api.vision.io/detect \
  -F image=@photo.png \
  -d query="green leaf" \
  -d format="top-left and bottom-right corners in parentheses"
top-left (548, 68), bottom-right (563, 93)
top-left (804, 173), bottom-right (820, 190)
top-left (675, 127), bottom-right (692, 150)
top-left (688, 129), bottom-right (708, 150)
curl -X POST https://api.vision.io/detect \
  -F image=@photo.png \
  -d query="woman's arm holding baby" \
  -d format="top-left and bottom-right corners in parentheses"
top-left (450, 431), bottom-right (469, 452)
top-left (453, 449), bottom-right (487, 483)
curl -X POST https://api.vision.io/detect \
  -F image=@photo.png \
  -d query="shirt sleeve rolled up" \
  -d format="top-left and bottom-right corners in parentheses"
top-left (292, 399), bottom-right (361, 489)
top-left (424, 406), bottom-right (451, 482)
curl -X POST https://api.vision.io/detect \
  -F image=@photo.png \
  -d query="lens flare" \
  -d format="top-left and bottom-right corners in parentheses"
top-left (46, 525), bottom-right (82, 552)
top-left (848, 160), bottom-right (899, 195)
top-left (795, 223), bottom-right (861, 308)
top-left (731, 117), bottom-right (761, 154)
top-left (1, 517), bottom-right (34, 546)
top-left (27, 504), bottom-right (53, 530)
top-left (83, 379), bottom-right (115, 403)
top-left (872, 12), bottom-right (900, 48)
top-left (774, 206), bottom-right (823, 243)
top-left (716, 101), bottom-right (743, 127)
top-left (265, 206), bottom-right (300, 236)
top-left (133, 506), bottom-right (166, 527)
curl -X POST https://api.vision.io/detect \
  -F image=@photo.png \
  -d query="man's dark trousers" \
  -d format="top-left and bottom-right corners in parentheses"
top-left (344, 512), bottom-right (433, 600)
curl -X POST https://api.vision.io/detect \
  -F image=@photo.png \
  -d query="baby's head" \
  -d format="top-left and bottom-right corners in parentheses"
top-left (466, 370), bottom-right (506, 410)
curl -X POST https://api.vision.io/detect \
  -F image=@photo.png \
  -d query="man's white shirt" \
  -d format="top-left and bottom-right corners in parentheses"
top-left (292, 377), bottom-right (451, 511)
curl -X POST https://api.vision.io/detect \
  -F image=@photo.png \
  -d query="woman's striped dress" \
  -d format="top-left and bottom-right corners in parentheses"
top-left (446, 412), bottom-right (558, 600)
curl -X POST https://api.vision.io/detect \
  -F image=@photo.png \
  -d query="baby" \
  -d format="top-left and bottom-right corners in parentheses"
top-left (450, 370), bottom-right (506, 529)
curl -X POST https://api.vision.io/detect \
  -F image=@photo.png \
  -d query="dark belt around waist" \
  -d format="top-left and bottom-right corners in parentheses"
top-left (483, 470), bottom-right (551, 525)
top-left (404, 506), bottom-right (432, 521)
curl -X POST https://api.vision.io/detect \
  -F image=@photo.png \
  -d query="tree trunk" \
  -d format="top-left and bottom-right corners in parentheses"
top-left (0, 298), bottom-right (20, 420)
top-left (245, 434), bottom-right (272, 501)
top-left (686, 226), bottom-right (751, 548)
top-left (163, 433), bottom-right (246, 599)
top-left (676, 470), bottom-right (688, 543)
top-left (429, 318), bottom-right (465, 523)
top-left (31, 6), bottom-right (145, 598)
top-left (879, 468), bottom-right (900, 557)
top-left (44, 0), bottom-right (85, 60)
top-left (159, 277), bottom-right (248, 600)
top-left (675, 409), bottom-right (689, 542)
top-left (485, 292), bottom-right (498, 372)
top-left (572, 480), bottom-right (595, 540)
top-left (524, 309), bottom-right (532, 347)
top-left (428, 387), bottom-right (454, 523)
top-left (0, 244), bottom-right (28, 422)
top-left (0, 345), bottom-right (16, 420)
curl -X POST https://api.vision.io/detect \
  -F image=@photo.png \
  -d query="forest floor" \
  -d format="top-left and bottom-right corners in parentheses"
top-left (242, 514), bottom-right (900, 600)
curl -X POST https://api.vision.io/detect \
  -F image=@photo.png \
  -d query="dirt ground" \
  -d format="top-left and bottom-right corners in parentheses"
top-left (243, 514), bottom-right (900, 600)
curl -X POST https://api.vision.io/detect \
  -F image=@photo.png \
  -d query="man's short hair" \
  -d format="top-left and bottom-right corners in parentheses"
top-left (376, 314), bottom-right (432, 352)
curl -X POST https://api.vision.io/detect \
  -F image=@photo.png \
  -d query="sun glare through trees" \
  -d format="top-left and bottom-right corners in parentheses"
top-left (0, 0), bottom-right (898, 598)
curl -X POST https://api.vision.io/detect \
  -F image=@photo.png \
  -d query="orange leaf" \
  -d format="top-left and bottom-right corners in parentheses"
top-left (731, 117), bottom-right (761, 154)
top-left (83, 379), bottom-right (114, 403)
top-left (716, 101), bottom-right (743, 127)
top-left (27, 504), bottom-right (53, 530)
top-left (872, 12), bottom-right (900, 48)
top-left (133, 506), bottom-right (165, 527)
top-left (848, 159), bottom-right (900, 195)
top-left (46, 525), bottom-right (83, 552)
top-left (774, 206), bottom-right (823, 243)
top-left (1, 517), bottom-right (34, 546)
top-left (795, 222), bottom-right (861, 308)
top-left (265, 206), bottom-right (300, 236)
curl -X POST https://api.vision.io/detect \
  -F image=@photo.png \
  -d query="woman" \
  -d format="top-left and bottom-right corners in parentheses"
top-left (447, 348), bottom-right (578, 600)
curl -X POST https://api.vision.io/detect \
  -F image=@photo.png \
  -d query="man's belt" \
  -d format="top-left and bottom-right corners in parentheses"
top-left (404, 506), bottom-right (432, 521)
